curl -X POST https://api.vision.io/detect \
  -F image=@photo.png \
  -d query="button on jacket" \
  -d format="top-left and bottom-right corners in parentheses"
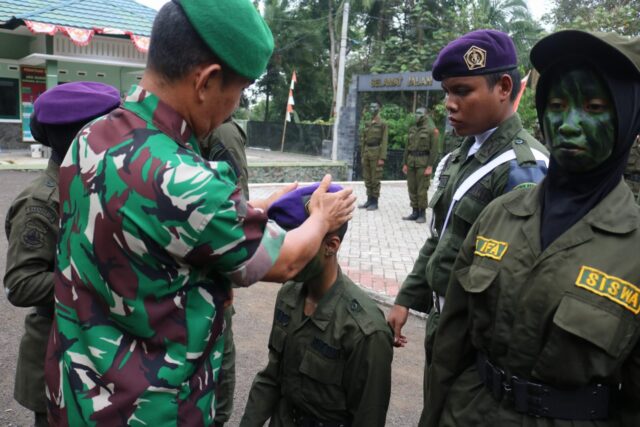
top-left (427, 181), bottom-right (640, 426)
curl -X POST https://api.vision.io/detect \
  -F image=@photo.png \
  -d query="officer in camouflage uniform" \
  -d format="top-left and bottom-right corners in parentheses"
top-left (402, 108), bottom-right (439, 223)
top-left (426, 30), bottom-right (640, 427)
top-left (3, 82), bottom-right (120, 427)
top-left (241, 183), bottom-right (393, 427)
top-left (385, 30), bottom-right (549, 426)
top-left (203, 117), bottom-right (250, 426)
top-left (44, 1), bottom-right (355, 425)
top-left (358, 103), bottom-right (388, 211)
top-left (624, 134), bottom-right (640, 203)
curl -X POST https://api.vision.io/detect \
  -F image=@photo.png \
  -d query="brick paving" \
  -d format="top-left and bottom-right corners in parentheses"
top-left (251, 180), bottom-right (433, 304)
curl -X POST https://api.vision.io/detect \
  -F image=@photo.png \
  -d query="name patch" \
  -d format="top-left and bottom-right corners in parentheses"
top-left (474, 236), bottom-right (508, 261)
top-left (575, 266), bottom-right (640, 314)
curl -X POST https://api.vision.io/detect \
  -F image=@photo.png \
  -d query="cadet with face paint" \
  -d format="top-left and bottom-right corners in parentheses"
top-left (3, 82), bottom-right (120, 427)
top-left (359, 102), bottom-right (388, 211)
top-left (386, 30), bottom-right (548, 425)
top-left (241, 183), bottom-right (393, 427)
top-left (402, 107), bottom-right (439, 223)
top-left (425, 30), bottom-right (640, 426)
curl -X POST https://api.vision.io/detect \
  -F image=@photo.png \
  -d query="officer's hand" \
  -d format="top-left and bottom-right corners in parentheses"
top-left (387, 304), bottom-right (409, 347)
top-left (308, 174), bottom-right (356, 232)
top-left (424, 166), bottom-right (433, 176)
top-left (377, 159), bottom-right (385, 167)
top-left (402, 164), bottom-right (408, 175)
top-left (250, 181), bottom-right (299, 211)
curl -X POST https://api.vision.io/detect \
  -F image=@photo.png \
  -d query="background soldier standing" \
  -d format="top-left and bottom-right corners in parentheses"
top-left (359, 102), bottom-right (388, 211)
top-left (3, 82), bottom-right (120, 427)
top-left (402, 107), bottom-right (439, 223)
top-left (203, 117), bottom-right (250, 426)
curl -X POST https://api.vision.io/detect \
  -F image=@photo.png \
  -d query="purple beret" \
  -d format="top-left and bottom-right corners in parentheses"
top-left (33, 81), bottom-right (121, 125)
top-left (268, 182), bottom-right (343, 230)
top-left (432, 29), bottom-right (517, 81)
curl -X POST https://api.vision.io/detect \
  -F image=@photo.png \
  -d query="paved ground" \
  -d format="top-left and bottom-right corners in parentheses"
top-left (0, 168), bottom-right (432, 426)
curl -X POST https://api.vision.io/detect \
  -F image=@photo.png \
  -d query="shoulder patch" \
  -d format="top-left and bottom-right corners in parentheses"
top-left (475, 236), bottom-right (508, 261)
top-left (311, 337), bottom-right (341, 359)
top-left (21, 220), bottom-right (47, 249)
top-left (575, 266), bottom-right (640, 314)
top-left (25, 205), bottom-right (58, 224)
top-left (504, 159), bottom-right (547, 193)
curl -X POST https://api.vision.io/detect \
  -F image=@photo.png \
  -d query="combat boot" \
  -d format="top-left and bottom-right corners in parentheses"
top-left (367, 197), bottom-right (378, 211)
top-left (402, 208), bottom-right (419, 221)
top-left (358, 197), bottom-right (372, 209)
top-left (415, 209), bottom-right (426, 223)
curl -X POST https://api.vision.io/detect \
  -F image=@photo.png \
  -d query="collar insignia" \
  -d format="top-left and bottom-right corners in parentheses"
top-left (464, 45), bottom-right (487, 71)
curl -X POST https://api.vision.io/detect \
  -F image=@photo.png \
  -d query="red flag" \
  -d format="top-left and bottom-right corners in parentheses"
top-left (513, 71), bottom-right (530, 112)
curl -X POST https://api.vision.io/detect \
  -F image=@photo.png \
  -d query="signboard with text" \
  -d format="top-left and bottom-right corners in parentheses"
top-left (357, 71), bottom-right (441, 92)
top-left (21, 66), bottom-right (47, 142)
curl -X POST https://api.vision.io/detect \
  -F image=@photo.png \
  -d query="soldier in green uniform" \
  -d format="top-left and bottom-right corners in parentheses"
top-left (426, 30), bottom-right (640, 427)
top-left (440, 127), bottom-right (464, 160)
top-left (3, 82), bottom-right (120, 427)
top-left (402, 107), bottom-right (439, 223)
top-left (241, 183), bottom-right (393, 427)
top-left (43, 1), bottom-right (356, 425)
top-left (623, 134), bottom-right (640, 203)
top-left (358, 102), bottom-right (388, 211)
top-left (385, 30), bottom-right (549, 425)
top-left (202, 117), bottom-right (250, 426)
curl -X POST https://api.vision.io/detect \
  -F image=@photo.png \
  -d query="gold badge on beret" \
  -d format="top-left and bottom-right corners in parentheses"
top-left (464, 45), bottom-right (487, 71)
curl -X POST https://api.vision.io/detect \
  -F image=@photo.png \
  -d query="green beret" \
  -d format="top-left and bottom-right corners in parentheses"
top-left (179, 0), bottom-right (274, 80)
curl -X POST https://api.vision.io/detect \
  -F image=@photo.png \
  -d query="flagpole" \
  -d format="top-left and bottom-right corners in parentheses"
top-left (281, 70), bottom-right (296, 152)
top-left (280, 115), bottom-right (288, 152)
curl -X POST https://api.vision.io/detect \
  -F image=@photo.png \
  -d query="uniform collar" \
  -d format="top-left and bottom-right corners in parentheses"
top-left (473, 113), bottom-right (522, 164)
top-left (504, 179), bottom-right (640, 234)
top-left (282, 269), bottom-right (347, 331)
top-left (122, 85), bottom-right (200, 154)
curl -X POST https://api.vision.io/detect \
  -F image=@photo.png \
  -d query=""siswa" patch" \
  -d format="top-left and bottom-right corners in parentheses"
top-left (474, 236), bottom-right (508, 261)
top-left (575, 266), bottom-right (640, 314)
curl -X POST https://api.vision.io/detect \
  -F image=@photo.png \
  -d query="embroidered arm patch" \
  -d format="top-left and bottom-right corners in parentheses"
top-left (575, 266), bottom-right (640, 314)
top-left (474, 236), bottom-right (508, 261)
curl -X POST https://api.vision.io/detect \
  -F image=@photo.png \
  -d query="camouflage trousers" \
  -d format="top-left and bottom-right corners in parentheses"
top-left (362, 149), bottom-right (383, 198)
top-left (215, 305), bottom-right (236, 423)
top-left (406, 165), bottom-right (431, 209)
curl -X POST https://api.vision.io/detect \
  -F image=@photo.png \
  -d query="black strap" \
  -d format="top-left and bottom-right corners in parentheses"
top-left (291, 405), bottom-right (350, 427)
top-left (476, 352), bottom-right (611, 420)
top-left (366, 143), bottom-right (381, 147)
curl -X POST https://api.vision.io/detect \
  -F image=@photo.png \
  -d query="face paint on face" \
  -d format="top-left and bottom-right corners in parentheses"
top-left (292, 251), bottom-right (325, 282)
top-left (543, 67), bottom-right (616, 173)
top-left (369, 103), bottom-right (380, 114)
top-left (415, 108), bottom-right (426, 121)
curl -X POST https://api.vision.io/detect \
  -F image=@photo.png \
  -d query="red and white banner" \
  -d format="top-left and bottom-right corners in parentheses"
top-left (24, 20), bottom-right (150, 53)
top-left (285, 70), bottom-right (297, 122)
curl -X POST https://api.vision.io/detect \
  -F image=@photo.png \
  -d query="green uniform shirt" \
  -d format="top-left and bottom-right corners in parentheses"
top-left (360, 118), bottom-right (388, 161)
top-left (45, 85), bottom-right (286, 426)
top-left (241, 270), bottom-right (393, 427)
top-left (624, 135), bottom-right (640, 203)
top-left (395, 114), bottom-right (548, 312)
top-left (426, 181), bottom-right (640, 426)
top-left (204, 120), bottom-right (250, 198)
top-left (403, 116), bottom-right (437, 168)
top-left (4, 160), bottom-right (59, 412)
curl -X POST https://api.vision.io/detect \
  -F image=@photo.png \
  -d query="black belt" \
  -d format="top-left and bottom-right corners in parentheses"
top-left (408, 150), bottom-right (429, 156)
top-left (291, 405), bottom-right (350, 427)
top-left (365, 143), bottom-right (380, 147)
top-left (35, 306), bottom-right (54, 319)
top-left (476, 352), bottom-right (610, 420)
top-left (624, 173), bottom-right (640, 183)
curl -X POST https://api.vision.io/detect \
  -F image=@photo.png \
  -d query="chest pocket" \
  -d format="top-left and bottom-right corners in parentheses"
top-left (456, 263), bottom-right (501, 337)
top-left (299, 347), bottom-right (346, 409)
top-left (268, 325), bottom-right (287, 354)
top-left (367, 126), bottom-right (382, 141)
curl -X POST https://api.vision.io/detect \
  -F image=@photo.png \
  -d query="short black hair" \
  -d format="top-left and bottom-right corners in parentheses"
top-left (147, 1), bottom-right (237, 83)
top-left (329, 222), bottom-right (349, 242)
top-left (484, 68), bottom-right (521, 102)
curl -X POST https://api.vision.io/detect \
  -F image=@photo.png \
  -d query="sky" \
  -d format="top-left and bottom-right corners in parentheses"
top-left (136, 0), bottom-right (554, 21)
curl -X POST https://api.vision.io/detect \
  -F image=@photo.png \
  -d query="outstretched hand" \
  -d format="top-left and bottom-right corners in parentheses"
top-left (308, 174), bottom-right (356, 232)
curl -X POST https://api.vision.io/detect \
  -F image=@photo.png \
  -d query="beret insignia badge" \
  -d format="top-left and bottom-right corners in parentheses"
top-left (464, 45), bottom-right (487, 70)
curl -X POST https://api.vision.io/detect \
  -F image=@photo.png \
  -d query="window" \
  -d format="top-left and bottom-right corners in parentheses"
top-left (0, 78), bottom-right (19, 119)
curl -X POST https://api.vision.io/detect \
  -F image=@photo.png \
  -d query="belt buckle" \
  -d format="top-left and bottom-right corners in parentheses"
top-left (524, 379), bottom-right (548, 418)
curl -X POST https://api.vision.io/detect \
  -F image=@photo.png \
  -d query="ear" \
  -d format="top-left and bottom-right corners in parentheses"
top-left (323, 235), bottom-right (341, 257)
top-left (497, 74), bottom-right (514, 102)
top-left (194, 63), bottom-right (222, 102)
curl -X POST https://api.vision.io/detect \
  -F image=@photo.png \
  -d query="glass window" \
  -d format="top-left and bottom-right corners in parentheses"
top-left (0, 78), bottom-right (19, 119)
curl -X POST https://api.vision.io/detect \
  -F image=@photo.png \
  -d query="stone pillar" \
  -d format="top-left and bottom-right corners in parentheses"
top-left (46, 60), bottom-right (58, 89)
top-left (336, 76), bottom-right (359, 180)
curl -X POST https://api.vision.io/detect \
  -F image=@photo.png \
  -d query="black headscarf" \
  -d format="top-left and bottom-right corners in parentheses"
top-left (532, 32), bottom-right (640, 250)
top-left (30, 112), bottom-right (91, 165)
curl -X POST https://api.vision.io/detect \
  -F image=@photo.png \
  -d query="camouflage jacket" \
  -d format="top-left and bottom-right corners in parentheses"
top-left (241, 270), bottom-right (393, 427)
top-left (45, 85), bottom-right (286, 426)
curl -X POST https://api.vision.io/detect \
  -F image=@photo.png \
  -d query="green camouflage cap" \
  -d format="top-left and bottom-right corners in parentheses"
top-left (531, 30), bottom-right (640, 79)
top-left (179, 0), bottom-right (274, 80)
